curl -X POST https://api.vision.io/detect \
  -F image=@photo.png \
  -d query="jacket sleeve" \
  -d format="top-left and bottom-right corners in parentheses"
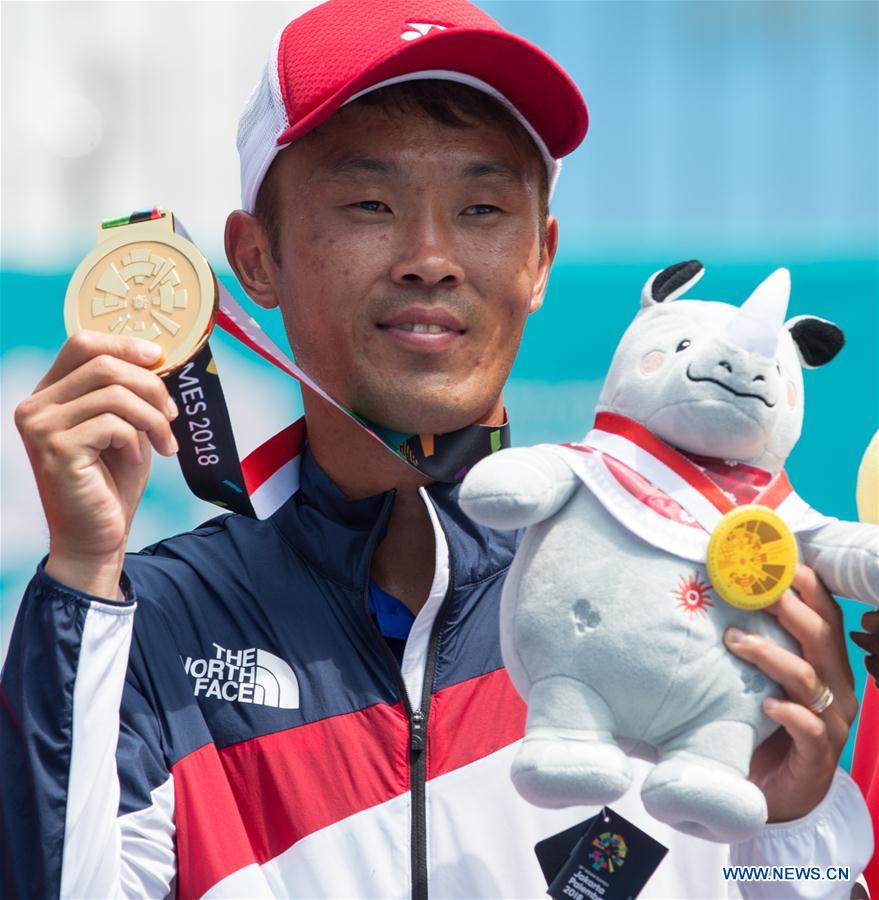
top-left (0, 564), bottom-right (176, 899)
top-left (728, 768), bottom-right (874, 898)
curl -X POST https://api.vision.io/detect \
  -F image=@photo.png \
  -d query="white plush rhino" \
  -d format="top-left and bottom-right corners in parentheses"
top-left (460, 261), bottom-right (879, 843)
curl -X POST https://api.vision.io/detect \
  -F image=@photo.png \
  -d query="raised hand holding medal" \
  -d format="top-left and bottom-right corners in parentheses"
top-left (15, 229), bottom-right (184, 598)
top-left (16, 206), bottom-right (217, 600)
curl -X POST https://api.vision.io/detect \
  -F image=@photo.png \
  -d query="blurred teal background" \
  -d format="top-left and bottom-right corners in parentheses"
top-left (2, 2), bottom-right (877, 772)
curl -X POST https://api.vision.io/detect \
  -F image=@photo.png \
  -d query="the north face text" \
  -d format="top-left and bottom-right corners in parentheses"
top-left (183, 643), bottom-right (300, 709)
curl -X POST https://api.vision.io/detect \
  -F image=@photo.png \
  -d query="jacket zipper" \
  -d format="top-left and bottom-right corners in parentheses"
top-left (410, 548), bottom-right (455, 900)
top-left (362, 491), bottom-right (456, 900)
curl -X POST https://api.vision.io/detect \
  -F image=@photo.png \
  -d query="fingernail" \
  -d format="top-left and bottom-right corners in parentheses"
top-left (725, 627), bottom-right (749, 646)
top-left (142, 341), bottom-right (163, 361)
top-left (764, 697), bottom-right (780, 711)
top-left (166, 398), bottom-right (178, 418)
top-left (170, 437), bottom-right (179, 454)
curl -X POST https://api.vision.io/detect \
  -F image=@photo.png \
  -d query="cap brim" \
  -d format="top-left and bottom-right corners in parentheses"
top-left (276, 27), bottom-right (588, 158)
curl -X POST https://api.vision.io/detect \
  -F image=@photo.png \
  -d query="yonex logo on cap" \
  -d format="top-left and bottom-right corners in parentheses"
top-left (401, 22), bottom-right (448, 40)
top-left (183, 643), bottom-right (300, 709)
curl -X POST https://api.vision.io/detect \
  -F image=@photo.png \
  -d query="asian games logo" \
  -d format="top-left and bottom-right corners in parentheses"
top-left (589, 831), bottom-right (628, 873)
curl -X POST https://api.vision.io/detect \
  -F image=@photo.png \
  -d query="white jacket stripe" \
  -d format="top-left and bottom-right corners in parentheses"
top-left (118, 776), bottom-right (177, 899)
top-left (61, 599), bottom-right (135, 899)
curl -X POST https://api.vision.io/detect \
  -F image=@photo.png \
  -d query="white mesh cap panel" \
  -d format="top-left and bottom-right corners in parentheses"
top-left (237, 27), bottom-right (289, 212)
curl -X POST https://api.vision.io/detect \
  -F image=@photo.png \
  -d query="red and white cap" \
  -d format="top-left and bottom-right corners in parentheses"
top-left (237, 0), bottom-right (589, 212)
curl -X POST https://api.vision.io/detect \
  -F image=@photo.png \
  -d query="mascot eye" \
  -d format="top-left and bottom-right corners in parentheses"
top-left (676, 339), bottom-right (691, 352)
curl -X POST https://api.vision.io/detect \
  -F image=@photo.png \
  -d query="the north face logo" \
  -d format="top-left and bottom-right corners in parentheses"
top-left (183, 643), bottom-right (300, 709)
top-left (401, 22), bottom-right (447, 40)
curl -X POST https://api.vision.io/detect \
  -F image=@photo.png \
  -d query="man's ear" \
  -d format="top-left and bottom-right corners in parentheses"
top-left (529, 215), bottom-right (559, 313)
top-left (224, 210), bottom-right (280, 309)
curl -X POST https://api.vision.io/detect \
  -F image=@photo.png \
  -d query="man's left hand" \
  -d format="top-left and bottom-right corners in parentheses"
top-left (723, 565), bottom-right (858, 823)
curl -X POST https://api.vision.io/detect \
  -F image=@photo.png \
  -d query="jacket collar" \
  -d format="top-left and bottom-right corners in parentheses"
top-left (270, 446), bottom-right (519, 592)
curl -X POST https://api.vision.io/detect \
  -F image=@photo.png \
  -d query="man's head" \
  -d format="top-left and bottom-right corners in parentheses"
top-left (226, 0), bottom-right (587, 435)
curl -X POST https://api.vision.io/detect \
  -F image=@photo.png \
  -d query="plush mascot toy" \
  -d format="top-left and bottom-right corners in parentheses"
top-left (460, 261), bottom-right (879, 843)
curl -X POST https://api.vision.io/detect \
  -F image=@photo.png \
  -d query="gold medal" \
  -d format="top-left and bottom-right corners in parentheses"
top-left (64, 210), bottom-right (217, 376)
top-left (706, 504), bottom-right (798, 609)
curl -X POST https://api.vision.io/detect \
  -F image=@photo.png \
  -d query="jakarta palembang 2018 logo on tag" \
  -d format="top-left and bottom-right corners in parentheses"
top-left (183, 643), bottom-right (300, 709)
top-left (589, 832), bottom-right (628, 874)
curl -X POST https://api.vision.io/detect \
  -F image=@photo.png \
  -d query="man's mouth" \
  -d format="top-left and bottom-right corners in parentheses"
top-left (392, 323), bottom-right (455, 334)
top-left (378, 307), bottom-right (466, 332)
top-left (377, 307), bottom-right (466, 351)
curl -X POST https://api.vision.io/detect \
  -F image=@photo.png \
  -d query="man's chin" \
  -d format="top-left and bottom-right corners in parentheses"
top-left (352, 391), bottom-right (501, 437)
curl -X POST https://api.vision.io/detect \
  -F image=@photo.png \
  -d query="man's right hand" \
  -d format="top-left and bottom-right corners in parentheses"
top-left (14, 331), bottom-right (180, 600)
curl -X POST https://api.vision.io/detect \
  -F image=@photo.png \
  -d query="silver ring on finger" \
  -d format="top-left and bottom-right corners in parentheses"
top-left (807, 684), bottom-right (834, 715)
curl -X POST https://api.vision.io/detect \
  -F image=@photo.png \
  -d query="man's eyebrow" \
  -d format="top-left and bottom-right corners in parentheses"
top-left (323, 156), bottom-right (402, 177)
top-left (459, 160), bottom-right (527, 181)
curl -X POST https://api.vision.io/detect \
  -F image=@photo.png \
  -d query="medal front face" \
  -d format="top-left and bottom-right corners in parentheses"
top-left (706, 504), bottom-right (798, 609)
top-left (64, 225), bottom-right (217, 376)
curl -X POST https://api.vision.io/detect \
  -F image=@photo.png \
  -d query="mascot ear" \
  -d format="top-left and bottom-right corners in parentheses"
top-left (784, 315), bottom-right (845, 368)
top-left (641, 260), bottom-right (705, 308)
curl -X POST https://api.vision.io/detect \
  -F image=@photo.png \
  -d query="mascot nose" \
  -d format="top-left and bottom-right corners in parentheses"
top-left (724, 268), bottom-right (790, 359)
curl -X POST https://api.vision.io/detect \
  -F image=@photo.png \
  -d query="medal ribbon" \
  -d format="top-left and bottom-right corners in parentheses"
top-left (102, 209), bottom-right (511, 518)
top-left (565, 411), bottom-right (796, 533)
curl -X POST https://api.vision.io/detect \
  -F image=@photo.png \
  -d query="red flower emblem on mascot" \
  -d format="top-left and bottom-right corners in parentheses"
top-left (673, 575), bottom-right (714, 618)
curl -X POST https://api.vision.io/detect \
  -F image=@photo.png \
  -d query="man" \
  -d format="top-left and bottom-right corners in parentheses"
top-left (2, 0), bottom-right (874, 897)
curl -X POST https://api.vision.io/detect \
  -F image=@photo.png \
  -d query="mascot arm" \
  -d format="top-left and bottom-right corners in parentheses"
top-left (798, 521), bottom-right (879, 607)
top-left (459, 445), bottom-right (580, 530)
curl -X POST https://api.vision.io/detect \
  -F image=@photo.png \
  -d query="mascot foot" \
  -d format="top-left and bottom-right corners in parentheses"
top-left (511, 732), bottom-right (632, 809)
top-left (641, 757), bottom-right (767, 843)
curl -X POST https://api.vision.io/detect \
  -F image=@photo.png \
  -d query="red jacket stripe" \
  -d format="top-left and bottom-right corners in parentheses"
top-left (428, 668), bottom-right (526, 781)
top-left (173, 700), bottom-right (411, 895)
top-left (172, 743), bottom-right (260, 899)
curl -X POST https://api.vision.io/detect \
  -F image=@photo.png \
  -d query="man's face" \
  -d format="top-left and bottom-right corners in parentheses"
top-left (256, 100), bottom-right (555, 435)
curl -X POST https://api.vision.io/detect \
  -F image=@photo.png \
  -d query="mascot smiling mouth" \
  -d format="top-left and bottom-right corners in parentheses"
top-left (685, 365), bottom-right (775, 407)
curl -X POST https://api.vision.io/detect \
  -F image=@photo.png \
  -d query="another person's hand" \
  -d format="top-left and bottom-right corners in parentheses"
top-left (850, 610), bottom-right (879, 689)
top-left (723, 565), bottom-right (857, 823)
top-left (14, 331), bottom-right (179, 599)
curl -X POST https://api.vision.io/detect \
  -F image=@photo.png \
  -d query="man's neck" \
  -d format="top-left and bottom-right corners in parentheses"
top-left (302, 388), bottom-right (503, 616)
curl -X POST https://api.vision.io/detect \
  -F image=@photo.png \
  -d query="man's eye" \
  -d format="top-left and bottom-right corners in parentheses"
top-left (463, 204), bottom-right (500, 216)
top-left (352, 200), bottom-right (391, 213)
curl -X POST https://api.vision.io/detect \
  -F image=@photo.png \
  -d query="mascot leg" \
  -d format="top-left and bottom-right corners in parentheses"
top-left (511, 675), bottom-right (633, 809)
top-left (641, 719), bottom-right (766, 843)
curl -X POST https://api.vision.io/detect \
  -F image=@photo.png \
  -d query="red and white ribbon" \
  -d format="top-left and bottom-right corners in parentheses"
top-left (556, 411), bottom-right (832, 562)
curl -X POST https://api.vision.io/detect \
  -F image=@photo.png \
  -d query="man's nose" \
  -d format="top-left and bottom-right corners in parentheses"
top-left (390, 221), bottom-right (465, 287)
